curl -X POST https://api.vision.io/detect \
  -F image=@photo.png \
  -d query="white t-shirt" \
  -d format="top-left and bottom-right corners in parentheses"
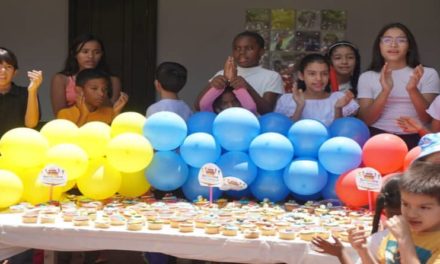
top-left (357, 66), bottom-right (440, 134)
top-left (212, 65), bottom-right (284, 96)
top-left (146, 99), bottom-right (193, 121)
top-left (274, 91), bottom-right (359, 126)
top-left (427, 95), bottom-right (440, 120)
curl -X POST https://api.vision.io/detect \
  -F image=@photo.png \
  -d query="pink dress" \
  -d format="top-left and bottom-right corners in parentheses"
top-left (65, 75), bottom-right (77, 106)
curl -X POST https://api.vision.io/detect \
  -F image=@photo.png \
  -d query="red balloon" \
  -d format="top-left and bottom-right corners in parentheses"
top-left (335, 168), bottom-right (369, 208)
top-left (403, 146), bottom-right (421, 171)
top-left (362, 134), bottom-right (408, 174)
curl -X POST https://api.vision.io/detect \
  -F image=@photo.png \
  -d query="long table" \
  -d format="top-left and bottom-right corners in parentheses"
top-left (0, 212), bottom-right (358, 263)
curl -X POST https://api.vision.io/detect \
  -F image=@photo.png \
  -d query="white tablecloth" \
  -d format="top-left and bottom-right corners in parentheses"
top-left (0, 213), bottom-right (358, 263)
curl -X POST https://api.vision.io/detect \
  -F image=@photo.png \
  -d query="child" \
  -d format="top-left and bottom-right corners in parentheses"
top-left (57, 68), bottom-right (128, 126)
top-left (0, 47), bottom-right (42, 137)
top-left (146, 61), bottom-right (192, 121)
top-left (357, 22), bottom-right (440, 149)
top-left (198, 56), bottom-right (257, 114)
top-left (327, 40), bottom-right (361, 96)
top-left (195, 31), bottom-right (284, 114)
top-left (274, 53), bottom-right (359, 126)
top-left (312, 175), bottom-right (402, 264)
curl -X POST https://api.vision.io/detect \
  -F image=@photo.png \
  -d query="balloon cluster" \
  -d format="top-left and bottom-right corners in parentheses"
top-left (0, 112), bottom-right (153, 207)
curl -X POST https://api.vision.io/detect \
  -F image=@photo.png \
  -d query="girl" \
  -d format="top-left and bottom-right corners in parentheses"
top-left (274, 53), bottom-right (358, 126)
top-left (357, 22), bottom-right (440, 149)
top-left (50, 34), bottom-right (122, 115)
top-left (312, 175), bottom-right (402, 264)
top-left (327, 40), bottom-right (361, 96)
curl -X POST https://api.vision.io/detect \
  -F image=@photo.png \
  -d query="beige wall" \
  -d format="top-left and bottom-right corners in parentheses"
top-left (2, 0), bottom-right (440, 120)
top-left (157, 0), bottom-right (440, 108)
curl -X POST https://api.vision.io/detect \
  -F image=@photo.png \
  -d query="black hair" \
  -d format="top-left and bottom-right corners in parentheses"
top-left (155, 62), bottom-right (187, 93)
top-left (233, 31), bottom-right (265, 49)
top-left (371, 174), bottom-right (402, 234)
top-left (212, 86), bottom-right (240, 114)
top-left (60, 34), bottom-right (112, 76)
top-left (0, 47), bottom-right (18, 69)
top-left (401, 160), bottom-right (440, 204)
top-left (368, 22), bottom-right (420, 72)
top-left (75, 68), bottom-right (111, 91)
top-left (297, 53), bottom-right (331, 92)
top-left (327, 41), bottom-right (361, 96)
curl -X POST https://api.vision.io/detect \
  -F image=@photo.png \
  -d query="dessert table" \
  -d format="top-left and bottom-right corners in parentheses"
top-left (0, 212), bottom-right (358, 264)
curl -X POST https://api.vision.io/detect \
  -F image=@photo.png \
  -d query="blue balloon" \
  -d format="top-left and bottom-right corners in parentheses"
top-left (187, 111), bottom-right (216, 134)
top-left (249, 132), bottom-right (294, 170)
top-left (250, 169), bottom-right (290, 202)
top-left (213, 107), bottom-right (260, 151)
top-left (287, 119), bottom-right (329, 158)
top-left (143, 111), bottom-right (187, 151)
top-left (259, 112), bottom-right (293, 136)
top-left (321, 173), bottom-right (340, 200)
top-left (180, 132), bottom-right (221, 168)
top-left (329, 117), bottom-right (370, 147)
top-left (318, 137), bottom-right (362, 174)
top-left (146, 151), bottom-right (188, 191)
top-left (226, 188), bottom-right (253, 200)
top-left (182, 167), bottom-right (223, 201)
top-left (216, 151), bottom-right (258, 185)
top-left (283, 158), bottom-right (328, 195)
top-left (291, 191), bottom-right (322, 202)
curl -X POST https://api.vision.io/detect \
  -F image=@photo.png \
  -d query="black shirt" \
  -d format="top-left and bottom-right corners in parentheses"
top-left (0, 83), bottom-right (29, 137)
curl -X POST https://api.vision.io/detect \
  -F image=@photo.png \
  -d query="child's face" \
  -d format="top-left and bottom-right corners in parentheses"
top-left (299, 62), bottom-right (329, 93)
top-left (214, 91), bottom-right (241, 113)
top-left (0, 61), bottom-right (16, 89)
top-left (80, 78), bottom-right (108, 109)
top-left (232, 36), bottom-right (264, 68)
top-left (401, 191), bottom-right (440, 232)
top-left (76, 40), bottom-right (103, 71)
top-left (379, 27), bottom-right (409, 64)
top-left (330, 46), bottom-right (356, 77)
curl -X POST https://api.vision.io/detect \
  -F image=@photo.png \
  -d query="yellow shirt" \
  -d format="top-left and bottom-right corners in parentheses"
top-left (377, 230), bottom-right (440, 264)
top-left (57, 105), bottom-right (114, 125)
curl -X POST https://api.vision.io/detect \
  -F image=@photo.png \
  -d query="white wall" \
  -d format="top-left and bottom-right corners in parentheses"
top-left (157, 0), bottom-right (440, 107)
top-left (2, 0), bottom-right (68, 121)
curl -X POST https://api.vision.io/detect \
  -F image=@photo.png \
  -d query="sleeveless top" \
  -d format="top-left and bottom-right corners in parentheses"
top-left (65, 75), bottom-right (77, 106)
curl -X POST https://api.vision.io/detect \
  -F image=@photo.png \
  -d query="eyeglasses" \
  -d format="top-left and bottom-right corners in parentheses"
top-left (380, 36), bottom-right (408, 46)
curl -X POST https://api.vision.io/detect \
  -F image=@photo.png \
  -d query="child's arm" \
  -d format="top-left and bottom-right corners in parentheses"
top-left (406, 65), bottom-right (436, 124)
top-left (290, 87), bottom-right (305, 121)
top-left (113, 92), bottom-right (129, 116)
top-left (396, 116), bottom-right (430, 136)
top-left (75, 94), bottom-right (90, 126)
top-left (25, 70), bottom-right (43, 128)
top-left (312, 236), bottom-right (353, 264)
top-left (385, 216), bottom-right (421, 264)
top-left (348, 227), bottom-right (378, 264)
top-left (199, 87), bottom-right (224, 112)
top-left (109, 76), bottom-right (122, 104)
top-left (232, 88), bottom-right (257, 113)
top-left (334, 90), bottom-right (355, 120)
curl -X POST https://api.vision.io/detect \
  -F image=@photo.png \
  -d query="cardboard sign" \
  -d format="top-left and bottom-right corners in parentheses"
top-left (39, 165), bottom-right (67, 186)
top-left (219, 177), bottom-right (247, 191)
top-left (355, 167), bottom-right (382, 192)
top-left (198, 163), bottom-right (223, 187)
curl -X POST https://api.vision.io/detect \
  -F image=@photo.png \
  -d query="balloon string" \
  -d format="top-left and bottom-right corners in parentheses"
top-left (209, 187), bottom-right (213, 206)
top-left (49, 185), bottom-right (54, 202)
top-left (368, 191), bottom-right (373, 211)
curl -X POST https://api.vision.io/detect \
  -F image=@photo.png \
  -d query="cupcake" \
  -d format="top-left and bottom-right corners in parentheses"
top-left (170, 217), bottom-right (187, 229)
top-left (22, 210), bottom-right (39, 224)
top-left (298, 230), bottom-right (315, 241)
top-left (109, 214), bottom-right (126, 226)
top-left (194, 218), bottom-right (210, 229)
top-left (222, 225), bottom-right (238, 236)
top-left (278, 229), bottom-right (296, 240)
top-left (148, 220), bottom-right (164, 230)
top-left (95, 217), bottom-right (110, 229)
top-left (62, 208), bottom-right (78, 222)
top-left (261, 225), bottom-right (276, 236)
top-left (179, 223), bottom-right (194, 233)
top-left (205, 223), bottom-right (221, 235)
top-left (40, 213), bottom-right (56, 224)
top-left (244, 229), bottom-right (260, 239)
top-left (73, 215), bottom-right (89, 226)
top-left (127, 217), bottom-right (144, 231)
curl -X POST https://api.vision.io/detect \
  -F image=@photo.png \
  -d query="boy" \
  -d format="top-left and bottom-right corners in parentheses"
top-left (57, 68), bottom-right (128, 126)
top-left (195, 31), bottom-right (284, 114)
top-left (146, 61), bottom-right (192, 121)
top-left (355, 160), bottom-right (440, 263)
top-left (0, 47), bottom-right (42, 137)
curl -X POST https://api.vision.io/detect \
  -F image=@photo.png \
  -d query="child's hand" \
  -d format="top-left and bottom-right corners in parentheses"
top-left (348, 226), bottom-right (368, 252)
top-left (335, 90), bottom-right (354, 109)
top-left (76, 93), bottom-right (89, 115)
top-left (396, 116), bottom-right (423, 133)
top-left (291, 86), bottom-right (305, 107)
top-left (406, 64), bottom-right (423, 92)
top-left (385, 215), bottom-right (412, 243)
top-left (113, 92), bottom-right (129, 115)
top-left (27, 70), bottom-right (43, 93)
top-left (312, 235), bottom-right (344, 258)
top-left (229, 76), bottom-right (251, 90)
top-left (210, 75), bottom-right (228, 90)
top-left (223, 56), bottom-right (237, 81)
top-left (380, 62), bottom-right (393, 93)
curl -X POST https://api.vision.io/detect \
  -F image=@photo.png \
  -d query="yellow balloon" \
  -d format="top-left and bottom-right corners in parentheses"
top-left (106, 133), bottom-right (154, 173)
top-left (0, 170), bottom-right (24, 208)
top-left (40, 119), bottom-right (79, 146)
top-left (118, 169), bottom-right (151, 197)
top-left (0, 128), bottom-right (49, 168)
top-left (21, 173), bottom-right (63, 205)
top-left (77, 121), bottom-right (111, 159)
top-left (111, 112), bottom-right (146, 137)
top-left (46, 144), bottom-right (89, 180)
top-left (61, 180), bottom-right (76, 192)
top-left (77, 161), bottom-right (121, 200)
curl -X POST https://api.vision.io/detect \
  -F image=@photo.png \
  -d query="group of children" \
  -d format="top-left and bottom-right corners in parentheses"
top-left (1, 21), bottom-right (440, 263)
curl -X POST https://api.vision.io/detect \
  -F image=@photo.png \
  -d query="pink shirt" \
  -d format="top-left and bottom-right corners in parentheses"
top-left (199, 87), bottom-right (257, 114)
top-left (65, 75), bottom-right (77, 106)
